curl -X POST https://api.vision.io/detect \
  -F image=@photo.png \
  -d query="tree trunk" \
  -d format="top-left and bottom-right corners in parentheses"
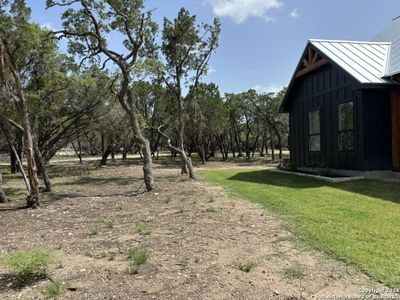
top-left (122, 90), bottom-right (155, 191)
top-left (269, 127), bottom-right (275, 161)
top-left (71, 140), bottom-right (83, 164)
top-left (273, 127), bottom-right (283, 159)
top-left (33, 138), bottom-right (51, 192)
top-left (122, 146), bottom-right (127, 160)
top-left (0, 173), bottom-right (7, 203)
top-left (100, 146), bottom-right (112, 166)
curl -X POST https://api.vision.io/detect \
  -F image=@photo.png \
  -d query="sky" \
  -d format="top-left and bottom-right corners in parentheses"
top-left (26, 0), bottom-right (400, 95)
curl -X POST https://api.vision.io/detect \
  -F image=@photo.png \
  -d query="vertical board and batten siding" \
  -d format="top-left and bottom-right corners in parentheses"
top-left (288, 63), bottom-right (364, 170)
top-left (362, 89), bottom-right (392, 170)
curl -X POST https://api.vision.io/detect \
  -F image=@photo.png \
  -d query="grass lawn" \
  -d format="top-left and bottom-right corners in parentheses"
top-left (199, 168), bottom-right (400, 286)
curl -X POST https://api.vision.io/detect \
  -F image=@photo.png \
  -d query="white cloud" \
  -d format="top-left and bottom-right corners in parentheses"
top-left (253, 83), bottom-right (283, 94)
top-left (40, 22), bottom-right (56, 31)
top-left (207, 66), bottom-right (217, 74)
top-left (289, 8), bottom-right (299, 18)
top-left (209, 0), bottom-right (283, 24)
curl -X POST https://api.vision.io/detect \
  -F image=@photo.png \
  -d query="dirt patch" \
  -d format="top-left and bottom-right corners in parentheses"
top-left (0, 160), bottom-right (385, 299)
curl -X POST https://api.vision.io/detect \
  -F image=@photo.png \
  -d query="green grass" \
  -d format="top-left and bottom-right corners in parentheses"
top-left (42, 281), bottom-right (63, 298)
top-left (204, 207), bottom-right (216, 213)
top-left (238, 260), bottom-right (256, 273)
top-left (0, 249), bottom-right (55, 281)
top-left (132, 224), bottom-right (152, 236)
top-left (284, 267), bottom-right (305, 280)
top-left (199, 168), bottom-right (400, 286)
top-left (103, 217), bottom-right (116, 228)
top-left (87, 225), bottom-right (99, 235)
top-left (127, 247), bottom-right (149, 275)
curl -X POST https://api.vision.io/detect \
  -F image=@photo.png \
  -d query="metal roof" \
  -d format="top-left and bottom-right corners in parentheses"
top-left (309, 39), bottom-right (391, 83)
top-left (372, 17), bottom-right (400, 77)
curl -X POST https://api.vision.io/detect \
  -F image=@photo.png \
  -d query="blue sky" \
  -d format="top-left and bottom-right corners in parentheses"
top-left (27, 0), bottom-right (399, 95)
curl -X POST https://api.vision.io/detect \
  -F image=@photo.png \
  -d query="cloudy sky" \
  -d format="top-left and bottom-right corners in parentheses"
top-left (28, 0), bottom-right (399, 95)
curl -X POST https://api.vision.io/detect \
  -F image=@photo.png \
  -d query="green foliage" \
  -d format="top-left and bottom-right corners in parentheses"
top-left (238, 260), bottom-right (256, 273)
top-left (200, 168), bottom-right (400, 286)
top-left (87, 225), bottom-right (99, 235)
top-left (127, 247), bottom-right (149, 274)
top-left (103, 217), bottom-right (116, 228)
top-left (284, 267), bottom-right (305, 280)
top-left (205, 207), bottom-right (216, 213)
top-left (0, 249), bottom-right (54, 280)
top-left (42, 281), bottom-right (63, 298)
top-left (133, 224), bottom-right (152, 236)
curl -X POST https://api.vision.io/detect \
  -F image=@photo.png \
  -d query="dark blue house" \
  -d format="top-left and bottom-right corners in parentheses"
top-left (281, 18), bottom-right (400, 172)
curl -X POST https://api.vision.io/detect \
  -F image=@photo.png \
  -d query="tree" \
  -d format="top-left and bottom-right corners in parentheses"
top-left (161, 8), bottom-right (221, 178)
top-left (0, 172), bottom-right (6, 203)
top-left (48, 0), bottom-right (159, 191)
top-left (187, 83), bottom-right (228, 163)
top-left (0, 0), bottom-right (41, 207)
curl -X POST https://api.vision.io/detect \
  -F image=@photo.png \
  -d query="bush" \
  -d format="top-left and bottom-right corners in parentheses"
top-left (0, 249), bottom-right (55, 281)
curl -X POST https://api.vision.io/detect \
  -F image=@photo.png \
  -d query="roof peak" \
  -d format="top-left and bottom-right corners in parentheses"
top-left (309, 39), bottom-right (391, 45)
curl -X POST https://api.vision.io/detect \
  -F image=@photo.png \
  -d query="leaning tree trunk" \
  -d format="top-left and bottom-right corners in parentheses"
top-left (0, 173), bottom-right (7, 203)
top-left (1, 41), bottom-right (40, 208)
top-left (16, 102), bottom-right (40, 208)
top-left (122, 90), bottom-right (155, 191)
top-left (33, 138), bottom-right (51, 192)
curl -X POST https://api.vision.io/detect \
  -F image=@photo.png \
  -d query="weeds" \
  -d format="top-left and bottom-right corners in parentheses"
top-left (238, 260), bottom-right (256, 273)
top-left (0, 249), bottom-right (55, 281)
top-left (127, 247), bottom-right (149, 275)
top-left (133, 224), bottom-right (152, 236)
top-left (87, 225), bottom-right (99, 235)
top-left (284, 267), bottom-right (305, 280)
top-left (42, 281), bottom-right (63, 298)
top-left (165, 195), bottom-right (172, 204)
top-left (103, 217), bottom-right (116, 228)
top-left (205, 207), bottom-right (216, 213)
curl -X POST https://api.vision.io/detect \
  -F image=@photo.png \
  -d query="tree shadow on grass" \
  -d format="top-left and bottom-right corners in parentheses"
top-left (227, 169), bottom-right (400, 205)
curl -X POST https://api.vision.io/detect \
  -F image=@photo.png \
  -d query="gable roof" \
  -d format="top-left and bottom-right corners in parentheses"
top-left (280, 19), bottom-right (400, 112)
top-left (372, 17), bottom-right (400, 77)
top-left (310, 39), bottom-right (391, 84)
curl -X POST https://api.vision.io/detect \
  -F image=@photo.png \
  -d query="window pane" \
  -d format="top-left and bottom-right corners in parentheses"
top-left (338, 131), bottom-right (354, 151)
top-left (310, 135), bottom-right (321, 152)
top-left (309, 110), bottom-right (320, 135)
top-left (338, 101), bottom-right (354, 131)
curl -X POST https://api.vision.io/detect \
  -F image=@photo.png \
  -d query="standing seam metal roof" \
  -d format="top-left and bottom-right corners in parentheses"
top-left (372, 17), bottom-right (400, 77)
top-left (309, 39), bottom-right (391, 84)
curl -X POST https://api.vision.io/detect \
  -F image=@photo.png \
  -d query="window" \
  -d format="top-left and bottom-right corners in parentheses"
top-left (338, 101), bottom-right (354, 152)
top-left (309, 110), bottom-right (320, 152)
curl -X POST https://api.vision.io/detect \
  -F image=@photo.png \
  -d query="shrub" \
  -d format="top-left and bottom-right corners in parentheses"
top-left (0, 249), bottom-right (54, 281)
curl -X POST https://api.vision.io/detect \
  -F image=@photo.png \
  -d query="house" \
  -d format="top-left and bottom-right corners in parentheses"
top-left (280, 18), bottom-right (400, 172)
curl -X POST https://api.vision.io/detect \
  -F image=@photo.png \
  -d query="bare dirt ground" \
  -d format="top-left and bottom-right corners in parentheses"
top-left (0, 159), bottom-right (385, 299)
